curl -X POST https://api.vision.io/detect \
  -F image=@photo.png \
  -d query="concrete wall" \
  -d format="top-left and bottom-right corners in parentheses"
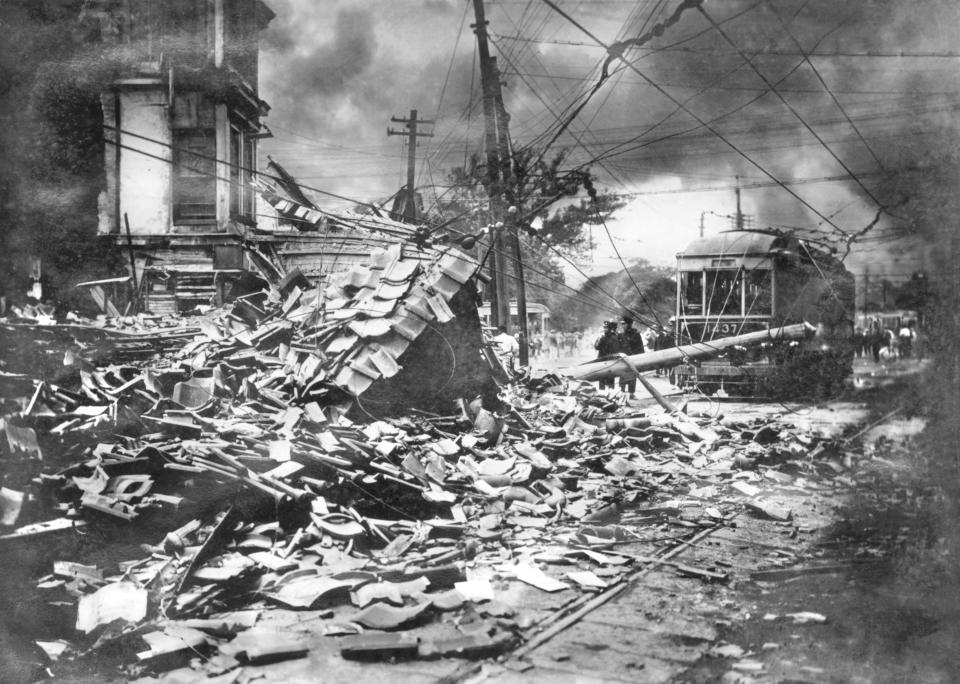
top-left (118, 87), bottom-right (172, 235)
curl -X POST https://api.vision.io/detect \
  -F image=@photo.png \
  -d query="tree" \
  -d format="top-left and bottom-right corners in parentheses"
top-left (561, 259), bottom-right (675, 332)
top-left (535, 190), bottom-right (627, 260)
top-left (429, 149), bottom-right (669, 334)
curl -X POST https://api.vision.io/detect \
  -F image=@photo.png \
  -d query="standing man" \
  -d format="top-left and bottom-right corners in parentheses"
top-left (594, 321), bottom-right (621, 390)
top-left (618, 316), bottom-right (645, 396)
top-left (493, 326), bottom-right (520, 372)
top-left (898, 320), bottom-right (916, 359)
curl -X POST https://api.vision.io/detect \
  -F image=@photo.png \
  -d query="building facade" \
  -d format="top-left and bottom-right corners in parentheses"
top-left (89, 0), bottom-right (274, 314)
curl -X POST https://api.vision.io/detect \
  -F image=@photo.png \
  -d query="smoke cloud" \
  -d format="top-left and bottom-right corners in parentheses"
top-left (258, 0), bottom-right (959, 276)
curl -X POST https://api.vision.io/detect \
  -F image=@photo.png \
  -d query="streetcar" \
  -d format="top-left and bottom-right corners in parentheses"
top-left (671, 230), bottom-right (855, 397)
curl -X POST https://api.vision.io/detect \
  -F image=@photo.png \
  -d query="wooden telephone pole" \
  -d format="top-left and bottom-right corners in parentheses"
top-left (387, 109), bottom-right (434, 221)
top-left (471, 0), bottom-right (529, 364)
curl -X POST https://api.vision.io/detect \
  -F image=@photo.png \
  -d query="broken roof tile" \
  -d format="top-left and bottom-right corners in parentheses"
top-left (355, 296), bottom-right (398, 318)
top-left (439, 251), bottom-right (477, 284)
top-left (348, 318), bottom-right (394, 339)
top-left (374, 280), bottom-right (413, 301)
top-left (390, 313), bottom-right (429, 341)
top-left (382, 258), bottom-right (420, 284)
top-left (368, 347), bottom-right (401, 378)
top-left (426, 273), bottom-right (463, 300)
top-left (426, 294), bottom-right (455, 323)
top-left (334, 367), bottom-right (375, 396)
top-left (401, 294), bottom-right (433, 322)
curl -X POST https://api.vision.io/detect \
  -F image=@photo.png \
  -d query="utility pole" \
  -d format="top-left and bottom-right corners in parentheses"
top-left (387, 109), bottom-right (434, 221)
top-left (471, 0), bottom-right (510, 332)
top-left (492, 58), bottom-right (529, 365)
top-left (472, 0), bottom-right (529, 363)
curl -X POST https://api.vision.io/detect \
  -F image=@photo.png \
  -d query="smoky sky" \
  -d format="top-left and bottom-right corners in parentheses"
top-left (258, 0), bottom-right (960, 272)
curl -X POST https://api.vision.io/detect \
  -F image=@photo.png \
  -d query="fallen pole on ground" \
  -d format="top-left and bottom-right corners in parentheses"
top-left (565, 322), bottom-right (816, 381)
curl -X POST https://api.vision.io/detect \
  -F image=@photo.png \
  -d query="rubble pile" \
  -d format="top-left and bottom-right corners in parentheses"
top-left (0, 258), bottom-right (880, 681)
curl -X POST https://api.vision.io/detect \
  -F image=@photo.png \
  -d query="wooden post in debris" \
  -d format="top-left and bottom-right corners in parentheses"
top-left (617, 353), bottom-right (678, 413)
top-left (123, 213), bottom-right (139, 314)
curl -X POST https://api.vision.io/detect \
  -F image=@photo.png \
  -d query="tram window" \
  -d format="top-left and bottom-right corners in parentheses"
top-left (681, 271), bottom-right (703, 313)
top-left (745, 270), bottom-right (772, 314)
top-left (706, 269), bottom-right (742, 316)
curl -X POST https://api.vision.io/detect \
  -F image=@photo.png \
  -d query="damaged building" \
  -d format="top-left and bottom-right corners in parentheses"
top-left (90, 0), bottom-right (275, 313)
top-left (75, 0), bottom-right (498, 410)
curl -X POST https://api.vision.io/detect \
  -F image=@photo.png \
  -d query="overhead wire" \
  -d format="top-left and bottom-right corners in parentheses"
top-left (592, 198), bottom-right (665, 327)
top-left (494, 1), bottom-right (629, 168)
top-left (104, 122), bottom-right (649, 321)
top-left (492, 1), bottom-right (692, 252)
top-left (536, 0), bottom-right (863, 239)
top-left (574, 0), bottom-right (669, 187)
top-left (416, 0), bottom-right (470, 192)
top-left (531, 0), bottom-right (707, 163)
top-left (498, 68), bottom-right (960, 96)
top-left (765, 0), bottom-right (887, 174)
top-left (449, 2), bottom-right (673, 322)
top-left (104, 126), bottom-right (391, 212)
top-left (439, 221), bottom-right (658, 323)
top-left (582, 98), bottom-right (959, 159)
top-left (489, 33), bottom-right (633, 190)
top-left (695, 4), bottom-right (887, 212)
top-left (584, 16), bottom-right (851, 169)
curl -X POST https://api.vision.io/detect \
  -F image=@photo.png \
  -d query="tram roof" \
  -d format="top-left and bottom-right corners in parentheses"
top-left (677, 230), bottom-right (793, 259)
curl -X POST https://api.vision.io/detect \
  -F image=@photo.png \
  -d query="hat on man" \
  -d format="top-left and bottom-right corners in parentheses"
top-left (603, 320), bottom-right (617, 329)
top-left (621, 315), bottom-right (634, 325)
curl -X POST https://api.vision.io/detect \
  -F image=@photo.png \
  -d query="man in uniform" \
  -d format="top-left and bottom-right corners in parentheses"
top-left (594, 321), bottom-right (621, 390)
top-left (617, 315), bottom-right (645, 396)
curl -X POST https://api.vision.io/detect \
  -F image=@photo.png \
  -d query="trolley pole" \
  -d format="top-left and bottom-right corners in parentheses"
top-left (735, 176), bottom-right (744, 231)
top-left (387, 109), bottom-right (434, 221)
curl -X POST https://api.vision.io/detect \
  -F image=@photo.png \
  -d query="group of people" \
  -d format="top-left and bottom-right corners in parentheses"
top-left (530, 329), bottom-right (587, 359)
top-left (854, 320), bottom-right (921, 362)
top-left (491, 325), bottom-right (591, 372)
top-left (593, 315), bottom-right (646, 394)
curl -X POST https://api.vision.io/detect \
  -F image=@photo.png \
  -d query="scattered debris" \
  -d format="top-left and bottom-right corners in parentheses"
top-left (0, 255), bottom-right (907, 681)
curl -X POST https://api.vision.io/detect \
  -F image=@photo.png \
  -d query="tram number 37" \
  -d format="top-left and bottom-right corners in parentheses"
top-left (711, 322), bottom-right (740, 336)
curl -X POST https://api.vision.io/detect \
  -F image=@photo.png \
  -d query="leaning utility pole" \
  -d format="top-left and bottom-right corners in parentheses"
top-left (472, 0), bottom-right (529, 364)
top-left (387, 109), bottom-right (434, 221)
top-left (471, 0), bottom-right (510, 332)
top-left (492, 57), bottom-right (529, 365)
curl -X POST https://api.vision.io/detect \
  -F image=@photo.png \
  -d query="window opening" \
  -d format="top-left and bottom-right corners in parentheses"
top-left (680, 271), bottom-right (703, 314)
top-left (173, 129), bottom-right (216, 221)
top-left (706, 269), bottom-right (742, 316)
top-left (745, 270), bottom-right (772, 314)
